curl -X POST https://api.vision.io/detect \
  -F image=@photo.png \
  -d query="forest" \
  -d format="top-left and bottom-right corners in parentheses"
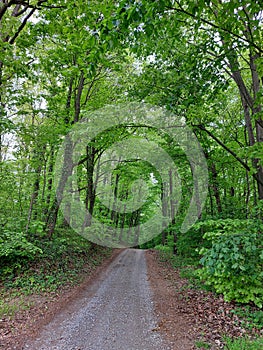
top-left (0, 0), bottom-right (263, 348)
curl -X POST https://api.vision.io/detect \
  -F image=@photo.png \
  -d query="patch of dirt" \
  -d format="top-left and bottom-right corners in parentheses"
top-left (0, 248), bottom-right (122, 350)
top-left (145, 250), bottom-right (263, 350)
top-left (146, 250), bottom-right (197, 349)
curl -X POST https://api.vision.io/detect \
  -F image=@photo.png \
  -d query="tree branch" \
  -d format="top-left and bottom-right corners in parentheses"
top-left (169, 1), bottom-right (263, 54)
top-left (9, 7), bottom-right (35, 44)
top-left (195, 124), bottom-right (263, 187)
top-left (0, 0), bottom-right (15, 22)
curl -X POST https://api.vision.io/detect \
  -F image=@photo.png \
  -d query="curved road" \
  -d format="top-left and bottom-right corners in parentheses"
top-left (24, 249), bottom-right (170, 350)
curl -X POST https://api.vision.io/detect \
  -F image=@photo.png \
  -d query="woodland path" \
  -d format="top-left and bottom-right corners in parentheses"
top-left (23, 249), bottom-right (170, 350)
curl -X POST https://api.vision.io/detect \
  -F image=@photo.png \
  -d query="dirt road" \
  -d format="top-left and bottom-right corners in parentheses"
top-left (24, 249), bottom-right (170, 350)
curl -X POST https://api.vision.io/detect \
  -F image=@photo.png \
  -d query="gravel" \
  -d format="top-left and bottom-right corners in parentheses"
top-left (24, 249), bottom-right (170, 350)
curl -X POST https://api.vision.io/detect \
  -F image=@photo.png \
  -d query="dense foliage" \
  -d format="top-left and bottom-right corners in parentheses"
top-left (0, 0), bottom-right (262, 323)
top-left (197, 219), bottom-right (263, 307)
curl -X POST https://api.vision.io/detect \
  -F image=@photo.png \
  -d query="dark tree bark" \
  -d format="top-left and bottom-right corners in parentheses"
top-left (47, 71), bottom-right (85, 237)
top-left (161, 181), bottom-right (168, 246)
top-left (25, 145), bottom-right (46, 233)
top-left (47, 136), bottom-right (74, 238)
top-left (210, 162), bottom-right (222, 214)
top-left (84, 145), bottom-right (96, 227)
top-left (43, 146), bottom-right (54, 219)
top-left (25, 164), bottom-right (42, 234)
top-left (222, 38), bottom-right (263, 200)
top-left (110, 173), bottom-right (120, 225)
top-left (61, 77), bottom-right (74, 227)
top-left (169, 169), bottom-right (177, 254)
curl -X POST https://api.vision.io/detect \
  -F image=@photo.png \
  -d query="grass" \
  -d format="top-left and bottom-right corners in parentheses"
top-left (224, 336), bottom-right (263, 350)
top-left (195, 340), bottom-right (211, 349)
top-left (0, 297), bottom-right (33, 317)
top-left (230, 306), bottom-right (263, 331)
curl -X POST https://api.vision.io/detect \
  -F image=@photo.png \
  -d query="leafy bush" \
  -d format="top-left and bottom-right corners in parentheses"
top-left (1, 228), bottom-right (111, 294)
top-left (176, 226), bottom-right (209, 261)
top-left (154, 244), bottom-right (172, 252)
top-left (197, 219), bottom-right (263, 307)
top-left (0, 230), bottom-right (42, 262)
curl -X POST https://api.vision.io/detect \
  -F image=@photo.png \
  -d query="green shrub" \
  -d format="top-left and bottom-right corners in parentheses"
top-left (1, 229), bottom-right (111, 294)
top-left (197, 219), bottom-right (263, 307)
top-left (154, 234), bottom-right (175, 252)
top-left (154, 244), bottom-right (172, 252)
top-left (0, 230), bottom-right (42, 262)
top-left (176, 226), bottom-right (209, 261)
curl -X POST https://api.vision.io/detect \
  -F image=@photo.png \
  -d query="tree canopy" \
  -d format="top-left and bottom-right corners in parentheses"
top-left (0, 0), bottom-right (263, 307)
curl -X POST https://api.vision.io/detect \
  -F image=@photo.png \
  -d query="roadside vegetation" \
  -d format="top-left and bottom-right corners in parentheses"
top-left (143, 218), bottom-right (263, 349)
top-left (0, 1), bottom-right (263, 348)
top-left (0, 228), bottom-right (111, 318)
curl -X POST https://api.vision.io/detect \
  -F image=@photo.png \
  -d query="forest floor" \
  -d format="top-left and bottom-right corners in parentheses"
top-left (146, 249), bottom-right (263, 349)
top-left (0, 249), bottom-right (262, 349)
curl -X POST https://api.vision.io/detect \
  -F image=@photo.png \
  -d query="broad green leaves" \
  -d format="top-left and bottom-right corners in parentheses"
top-left (197, 219), bottom-right (263, 307)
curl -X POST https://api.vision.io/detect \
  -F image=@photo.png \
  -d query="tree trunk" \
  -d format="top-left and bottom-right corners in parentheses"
top-left (255, 120), bottom-right (263, 200)
top-left (47, 136), bottom-right (73, 238)
top-left (161, 181), bottom-right (168, 245)
top-left (119, 204), bottom-right (127, 244)
top-left (210, 162), bottom-right (222, 214)
top-left (44, 146), bottom-right (54, 219)
top-left (111, 173), bottom-right (120, 225)
top-left (224, 42), bottom-right (263, 200)
top-left (84, 145), bottom-right (96, 227)
top-left (0, 62), bottom-right (3, 167)
top-left (47, 71), bottom-right (85, 236)
top-left (26, 163), bottom-right (42, 234)
top-left (169, 168), bottom-right (177, 254)
top-left (208, 185), bottom-right (214, 216)
top-left (61, 76), bottom-right (75, 227)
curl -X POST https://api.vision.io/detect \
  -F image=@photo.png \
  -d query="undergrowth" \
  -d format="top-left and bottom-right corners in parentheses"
top-left (154, 225), bottom-right (263, 350)
top-left (224, 336), bottom-right (263, 350)
top-left (0, 228), bottom-right (111, 317)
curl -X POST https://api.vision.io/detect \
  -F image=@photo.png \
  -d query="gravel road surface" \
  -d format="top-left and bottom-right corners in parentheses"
top-left (24, 249), bottom-right (170, 350)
